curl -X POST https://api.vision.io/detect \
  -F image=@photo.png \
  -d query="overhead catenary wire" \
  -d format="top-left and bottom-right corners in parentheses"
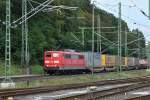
top-left (78, 25), bottom-right (144, 53)
top-left (28, 0), bottom-right (44, 5)
top-left (96, 1), bottom-right (150, 42)
top-left (95, 32), bottom-right (118, 46)
top-left (94, 28), bottom-right (150, 54)
top-left (11, 0), bottom-right (77, 27)
top-left (97, 1), bottom-right (149, 18)
top-left (0, 19), bottom-right (6, 25)
top-left (2, 0), bottom-right (79, 82)
top-left (128, 0), bottom-right (149, 18)
top-left (12, 0), bottom-right (54, 27)
top-left (27, 0), bottom-right (34, 9)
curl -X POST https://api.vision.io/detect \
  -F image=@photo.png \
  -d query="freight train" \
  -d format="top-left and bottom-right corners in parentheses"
top-left (43, 51), bottom-right (148, 74)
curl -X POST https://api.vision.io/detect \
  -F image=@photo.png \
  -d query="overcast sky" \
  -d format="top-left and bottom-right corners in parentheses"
top-left (91, 0), bottom-right (150, 42)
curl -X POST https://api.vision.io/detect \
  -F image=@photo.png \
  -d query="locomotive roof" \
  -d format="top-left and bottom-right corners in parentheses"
top-left (45, 51), bottom-right (82, 55)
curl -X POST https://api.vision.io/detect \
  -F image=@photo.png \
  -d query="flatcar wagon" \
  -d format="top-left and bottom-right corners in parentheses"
top-left (44, 51), bottom-right (86, 74)
top-left (101, 55), bottom-right (126, 71)
top-left (81, 52), bottom-right (102, 72)
top-left (101, 54), bottom-right (116, 71)
top-left (126, 57), bottom-right (135, 70)
top-left (139, 59), bottom-right (148, 69)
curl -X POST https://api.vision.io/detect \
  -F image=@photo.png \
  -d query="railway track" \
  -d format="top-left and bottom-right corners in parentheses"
top-left (0, 73), bottom-right (103, 82)
top-left (0, 75), bottom-right (42, 83)
top-left (1, 76), bottom-right (150, 99)
top-left (58, 81), bottom-right (150, 100)
top-left (0, 69), bottom-right (148, 83)
top-left (0, 74), bottom-right (90, 82)
top-left (0, 71), bottom-right (146, 83)
top-left (126, 95), bottom-right (150, 100)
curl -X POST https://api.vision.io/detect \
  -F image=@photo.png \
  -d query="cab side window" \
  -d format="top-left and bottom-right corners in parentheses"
top-left (71, 55), bottom-right (79, 59)
top-left (64, 54), bottom-right (71, 59)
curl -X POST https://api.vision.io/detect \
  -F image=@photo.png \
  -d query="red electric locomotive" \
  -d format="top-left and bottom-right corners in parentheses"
top-left (43, 51), bottom-right (86, 74)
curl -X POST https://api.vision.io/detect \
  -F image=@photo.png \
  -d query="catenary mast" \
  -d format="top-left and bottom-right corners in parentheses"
top-left (4, 0), bottom-right (12, 82)
top-left (21, 0), bottom-right (30, 74)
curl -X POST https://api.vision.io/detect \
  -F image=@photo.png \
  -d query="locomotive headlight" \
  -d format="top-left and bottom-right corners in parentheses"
top-left (45, 60), bottom-right (50, 63)
top-left (54, 60), bottom-right (59, 64)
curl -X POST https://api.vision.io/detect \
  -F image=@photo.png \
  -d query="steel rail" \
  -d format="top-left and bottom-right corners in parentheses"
top-left (126, 95), bottom-right (150, 100)
top-left (58, 81), bottom-right (150, 100)
top-left (0, 76), bottom-right (150, 99)
top-left (0, 73), bottom-right (149, 83)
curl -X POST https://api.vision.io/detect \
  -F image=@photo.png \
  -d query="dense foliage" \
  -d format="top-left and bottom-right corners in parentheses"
top-left (0, 0), bottom-right (146, 65)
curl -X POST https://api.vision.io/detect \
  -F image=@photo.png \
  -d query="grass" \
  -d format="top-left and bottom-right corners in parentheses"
top-left (0, 62), bottom-right (150, 89)
top-left (31, 65), bottom-right (43, 74)
top-left (0, 63), bottom-right (43, 76)
top-left (12, 69), bottom-right (150, 89)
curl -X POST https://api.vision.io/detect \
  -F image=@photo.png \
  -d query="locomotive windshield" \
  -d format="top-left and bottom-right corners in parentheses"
top-left (46, 53), bottom-right (51, 57)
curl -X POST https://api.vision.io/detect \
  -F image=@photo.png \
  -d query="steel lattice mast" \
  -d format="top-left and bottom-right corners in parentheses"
top-left (3, 0), bottom-right (77, 78)
top-left (5, 0), bottom-right (11, 80)
top-left (21, 0), bottom-right (25, 69)
top-left (21, 0), bottom-right (29, 74)
top-left (92, 1), bottom-right (95, 76)
top-left (118, 2), bottom-right (122, 72)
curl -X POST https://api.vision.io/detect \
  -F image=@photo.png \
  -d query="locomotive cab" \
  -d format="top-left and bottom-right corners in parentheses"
top-left (44, 51), bottom-right (61, 75)
top-left (44, 52), bottom-right (60, 69)
top-left (43, 51), bottom-right (86, 75)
